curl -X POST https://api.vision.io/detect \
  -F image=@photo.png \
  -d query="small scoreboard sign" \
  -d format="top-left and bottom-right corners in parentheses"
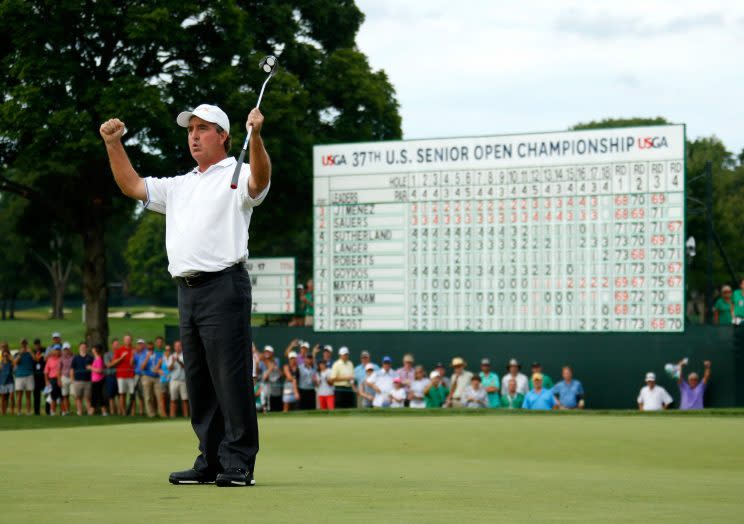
top-left (244, 257), bottom-right (296, 314)
top-left (313, 125), bottom-right (685, 332)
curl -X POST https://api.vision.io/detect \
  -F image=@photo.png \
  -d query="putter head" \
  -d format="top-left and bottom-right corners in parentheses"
top-left (259, 55), bottom-right (279, 76)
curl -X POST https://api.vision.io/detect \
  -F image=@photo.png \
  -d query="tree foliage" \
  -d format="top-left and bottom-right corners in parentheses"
top-left (124, 213), bottom-right (172, 300)
top-left (0, 0), bottom-right (401, 340)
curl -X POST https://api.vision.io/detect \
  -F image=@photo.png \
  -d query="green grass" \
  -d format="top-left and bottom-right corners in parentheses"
top-left (1, 412), bottom-right (743, 523)
top-left (0, 306), bottom-right (271, 346)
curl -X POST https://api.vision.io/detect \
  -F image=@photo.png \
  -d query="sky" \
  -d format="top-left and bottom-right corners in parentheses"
top-left (355, 0), bottom-right (744, 155)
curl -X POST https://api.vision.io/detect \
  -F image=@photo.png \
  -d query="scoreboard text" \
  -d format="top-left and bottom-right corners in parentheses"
top-left (313, 125), bottom-right (685, 332)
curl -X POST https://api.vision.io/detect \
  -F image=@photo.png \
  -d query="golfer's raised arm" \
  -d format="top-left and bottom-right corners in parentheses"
top-left (99, 118), bottom-right (146, 201)
top-left (246, 108), bottom-right (271, 198)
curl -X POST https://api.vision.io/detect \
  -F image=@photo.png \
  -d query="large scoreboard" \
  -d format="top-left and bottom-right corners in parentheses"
top-left (313, 125), bottom-right (685, 332)
top-left (244, 257), bottom-right (296, 314)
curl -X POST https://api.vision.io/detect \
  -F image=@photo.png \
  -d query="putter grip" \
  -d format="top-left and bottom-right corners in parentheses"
top-left (230, 149), bottom-right (246, 189)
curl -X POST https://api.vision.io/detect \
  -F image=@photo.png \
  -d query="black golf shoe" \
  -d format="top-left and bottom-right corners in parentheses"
top-left (168, 469), bottom-right (218, 485)
top-left (215, 468), bottom-right (255, 487)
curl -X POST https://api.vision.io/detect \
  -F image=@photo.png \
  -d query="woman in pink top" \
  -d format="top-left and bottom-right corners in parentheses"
top-left (90, 344), bottom-right (108, 416)
top-left (44, 347), bottom-right (62, 415)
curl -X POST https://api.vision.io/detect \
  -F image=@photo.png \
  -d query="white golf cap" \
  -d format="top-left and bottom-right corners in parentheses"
top-left (365, 363), bottom-right (375, 371)
top-left (323, 345), bottom-right (333, 352)
top-left (339, 347), bottom-right (350, 356)
top-left (176, 104), bottom-right (230, 133)
top-left (645, 372), bottom-right (656, 382)
top-left (300, 341), bottom-right (310, 348)
top-left (52, 332), bottom-right (61, 338)
top-left (288, 351), bottom-right (298, 359)
top-left (264, 345), bottom-right (274, 353)
top-left (136, 338), bottom-right (146, 344)
top-left (62, 342), bottom-right (71, 349)
top-left (429, 370), bottom-right (440, 379)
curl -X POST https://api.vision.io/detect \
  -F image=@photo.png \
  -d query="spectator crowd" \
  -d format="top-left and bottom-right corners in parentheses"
top-left (0, 333), bottom-right (713, 416)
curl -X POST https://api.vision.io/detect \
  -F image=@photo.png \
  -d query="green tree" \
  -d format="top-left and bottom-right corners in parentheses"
top-left (0, 1), bottom-right (401, 343)
top-left (124, 213), bottom-right (172, 301)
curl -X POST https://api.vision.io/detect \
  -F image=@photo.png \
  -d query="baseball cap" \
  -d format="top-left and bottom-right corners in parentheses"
top-left (393, 377), bottom-right (402, 384)
top-left (300, 341), bottom-right (310, 349)
top-left (532, 372), bottom-right (544, 381)
top-left (481, 358), bottom-right (491, 366)
top-left (339, 347), bottom-right (350, 356)
top-left (360, 350), bottom-right (370, 358)
top-left (382, 356), bottom-right (392, 364)
top-left (136, 338), bottom-right (145, 344)
top-left (264, 345), bottom-right (274, 353)
top-left (429, 370), bottom-right (440, 379)
top-left (403, 354), bottom-right (414, 363)
top-left (365, 363), bottom-right (375, 371)
top-left (645, 372), bottom-right (656, 382)
top-left (62, 342), bottom-right (71, 350)
top-left (507, 358), bottom-right (520, 369)
top-left (52, 332), bottom-right (61, 339)
top-left (52, 343), bottom-right (62, 350)
top-left (323, 344), bottom-right (333, 352)
top-left (176, 104), bottom-right (230, 132)
top-left (288, 351), bottom-right (298, 359)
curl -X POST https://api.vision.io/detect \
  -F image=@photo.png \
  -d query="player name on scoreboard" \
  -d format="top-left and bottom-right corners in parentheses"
top-left (313, 125), bottom-right (685, 332)
top-left (244, 257), bottom-right (296, 314)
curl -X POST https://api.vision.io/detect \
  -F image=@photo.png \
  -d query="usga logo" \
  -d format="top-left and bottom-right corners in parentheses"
top-left (637, 136), bottom-right (669, 149)
top-left (321, 154), bottom-right (347, 166)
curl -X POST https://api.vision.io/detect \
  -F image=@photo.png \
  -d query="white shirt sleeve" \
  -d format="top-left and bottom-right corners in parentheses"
top-left (637, 387), bottom-right (647, 405)
top-left (144, 176), bottom-right (177, 214)
top-left (237, 163), bottom-right (270, 210)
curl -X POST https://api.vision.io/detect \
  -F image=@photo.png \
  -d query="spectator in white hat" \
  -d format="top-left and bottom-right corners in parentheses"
top-left (45, 332), bottom-right (63, 358)
top-left (260, 346), bottom-right (282, 412)
top-left (316, 360), bottom-right (335, 410)
top-left (501, 358), bottom-right (529, 396)
top-left (330, 347), bottom-right (355, 408)
top-left (408, 366), bottom-right (429, 409)
top-left (424, 371), bottom-right (449, 408)
top-left (637, 372), bottom-right (673, 411)
top-left (446, 357), bottom-right (472, 408)
top-left (367, 356), bottom-right (397, 408)
top-left (313, 344), bottom-right (333, 369)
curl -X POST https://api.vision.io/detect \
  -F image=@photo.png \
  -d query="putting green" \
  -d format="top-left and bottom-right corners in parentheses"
top-left (1, 413), bottom-right (743, 523)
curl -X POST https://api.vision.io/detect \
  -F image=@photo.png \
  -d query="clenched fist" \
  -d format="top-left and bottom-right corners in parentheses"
top-left (99, 118), bottom-right (126, 144)
top-left (246, 108), bottom-right (264, 134)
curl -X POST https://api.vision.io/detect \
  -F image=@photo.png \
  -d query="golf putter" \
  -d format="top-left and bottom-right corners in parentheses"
top-left (230, 55), bottom-right (279, 189)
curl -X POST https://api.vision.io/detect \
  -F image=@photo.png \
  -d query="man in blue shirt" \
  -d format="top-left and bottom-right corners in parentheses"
top-left (140, 340), bottom-right (164, 418)
top-left (522, 373), bottom-right (556, 410)
top-left (13, 339), bottom-right (36, 415)
top-left (553, 366), bottom-right (585, 409)
top-left (479, 358), bottom-right (501, 408)
top-left (131, 339), bottom-right (148, 415)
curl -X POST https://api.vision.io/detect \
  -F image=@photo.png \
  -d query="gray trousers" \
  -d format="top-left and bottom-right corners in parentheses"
top-left (178, 267), bottom-right (258, 474)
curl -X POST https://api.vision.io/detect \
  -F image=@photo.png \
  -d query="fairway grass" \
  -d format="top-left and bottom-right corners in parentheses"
top-left (1, 413), bottom-right (743, 523)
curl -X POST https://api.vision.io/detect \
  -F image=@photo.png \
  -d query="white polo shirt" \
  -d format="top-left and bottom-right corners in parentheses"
top-left (143, 157), bottom-right (269, 277)
top-left (637, 385), bottom-right (673, 411)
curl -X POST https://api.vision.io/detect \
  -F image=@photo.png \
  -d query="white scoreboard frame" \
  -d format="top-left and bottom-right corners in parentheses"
top-left (313, 125), bottom-right (686, 333)
top-left (244, 257), bottom-right (296, 315)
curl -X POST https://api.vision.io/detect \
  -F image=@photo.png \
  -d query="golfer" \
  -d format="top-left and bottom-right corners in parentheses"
top-left (99, 104), bottom-right (270, 487)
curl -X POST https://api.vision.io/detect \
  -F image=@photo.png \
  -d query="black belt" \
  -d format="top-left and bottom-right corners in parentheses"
top-left (175, 263), bottom-right (242, 288)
